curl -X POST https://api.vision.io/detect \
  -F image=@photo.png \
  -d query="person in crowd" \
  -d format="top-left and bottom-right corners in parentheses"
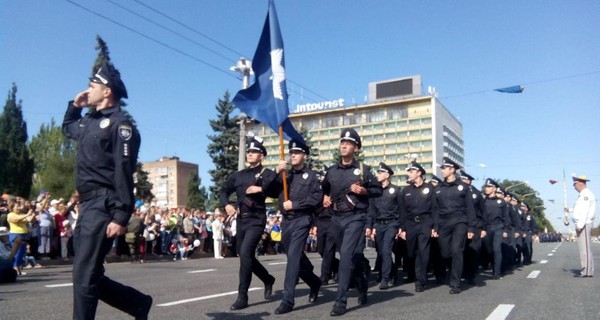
top-left (7, 199), bottom-right (35, 275)
top-left (212, 211), bottom-right (225, 259)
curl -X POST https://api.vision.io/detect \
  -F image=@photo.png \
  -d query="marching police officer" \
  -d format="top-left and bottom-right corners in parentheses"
top-left (315, 167), bottom-right (339, 285)
top-left (506, 193), bottom-right (522, 269)
top-left (367, 162), bottom-right (403, 290)
top-left (435, 157), bottom-right (477, 294)
top-left (322, 128), bottom-right (382, 316)
top-left (459, 170), bottom-right (486, 284)
top-left (521, 202), bottom-right (537, 266)
top-left (220, 137), bottom-right (277, 310)
top-left (63, 61), bottom-right (152, 319)
top-left (482, 179), bottom-right (510, 279)
top-left (272, 140), bottom-right (322, 314)
top-left (399, 161), bottom-right (438, 293)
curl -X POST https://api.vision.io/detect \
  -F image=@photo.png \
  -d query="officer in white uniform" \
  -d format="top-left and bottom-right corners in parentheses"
top-left (566, 175), bottom-right (595, 277)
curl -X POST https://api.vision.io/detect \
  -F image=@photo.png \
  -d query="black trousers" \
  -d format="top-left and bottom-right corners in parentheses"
top-left (374, 221), bottom-right (399, 283)
top-left (485, 225), bottom-right (504, 277)
top-left (463, 228), bottom-right (482, 281)
top-left (405, 219), bottom-right (433, 287)
top-left (73, 195), bottom-right (149, 320)
top-left (331, 213), bottom-right (367, 308)
top-left (437, 217), bottom-right (467, 289)
top-left (280, 215), bottom-right (321, 307)
top-left (316, 218), bottom-right (338, 281)
top-left (522, 232), bottom-right (533, 264)
top-left (235, 214), bottom-right (273, 301)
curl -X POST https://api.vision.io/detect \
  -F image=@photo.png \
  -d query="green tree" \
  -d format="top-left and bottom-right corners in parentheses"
top-left (28, 118), bottom-right (76, 198)
top-left (207, 91), bottom-right (239, 205)
top-left (92, 35), bottom-right (127, 108)
top-left (0, 84), bottom-right (34, 197)
top-left (187, 170), bottom-right (207, 210)
top-left (299, 127), bottom-right (324, 171)
top-left (331, 146), bottom-right (365, 164)
top-left (499, 179), bottom-right (554, 233)
top-left (135, 163), bottom-right (154, 202)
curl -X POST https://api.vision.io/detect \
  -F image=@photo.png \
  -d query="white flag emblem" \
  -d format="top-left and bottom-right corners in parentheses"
top-left (270, 48), bottom-right (285, 100)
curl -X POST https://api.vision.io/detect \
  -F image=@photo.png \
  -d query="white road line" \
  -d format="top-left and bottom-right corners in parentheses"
top-left (548, 253), bottom-right (554, 256)
top-left (157, 287), bottom-right (261, 307)
top-left (187, 269), bottom-right (216, 274)
top-left (527, 270), bottom-right (541, 278)
top-left (540, 260), bottom-right (548, 264)
top-left (552, 250), bottom-right (556, 252)
top-left (268, 262), bottom-right (287, 265)
top-left (486, 304), bottom-right (515, 320)
top-left (45, 283), bottom-right (73, 288)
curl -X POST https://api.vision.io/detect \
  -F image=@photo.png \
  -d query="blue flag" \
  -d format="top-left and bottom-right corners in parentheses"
top-left (494, 85), bottom-right (524, 93)
top-left (232, 0), bottom-right (304, 144)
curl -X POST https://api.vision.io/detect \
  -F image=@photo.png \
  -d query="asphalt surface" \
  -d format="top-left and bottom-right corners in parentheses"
top-left (1, 241), bottom-right (598, 320)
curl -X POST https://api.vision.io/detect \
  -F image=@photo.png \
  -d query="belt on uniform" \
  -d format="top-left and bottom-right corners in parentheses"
top-left (240, 211), bottom-right (263, 219)
top-left (375, 218), bottom-right (397, 225)
top-left (410, 214), bottom-right (430, 223)
top-left (284, 213), bottom-right (310, 221)
top-left (79, 188), bottom-right (113, 202)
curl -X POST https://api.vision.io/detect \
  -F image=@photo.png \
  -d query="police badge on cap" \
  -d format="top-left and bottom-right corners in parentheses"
top-left (246, 137), bottom-right (267, 155)
top-left (288, 139), bottom-right (310, 155)
top-left (377, 162), bottom-right (394, 176)
top-left (90, 61), bottom-right (128, 100)
top-left (440, 157), bottom-right (461, 170)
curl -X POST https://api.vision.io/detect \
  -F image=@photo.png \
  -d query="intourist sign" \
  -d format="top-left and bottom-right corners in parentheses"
top-left (293, 98), bottom-right (345, 113)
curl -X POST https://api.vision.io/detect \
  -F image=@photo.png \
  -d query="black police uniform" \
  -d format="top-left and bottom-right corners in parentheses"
top-left (400, 180), bottom-right (438, 291)
top-left (316, 204), bottom-right (339, 284)
top-left (367, 179), bottom-right (402, 288)
top-left (502, 199), bottom-right (521, 273)
top-left (435, 176), bottom-right (477, 292)
top-left (463, 184), bottom-right (486, 283)
top-left (63, 101), bottom-right (151, 319)
top-left (220, 155), bottom-right (277, 308)
top-left (322, 159), bottom-right (382, 311)
top-left (521, 207), bottom-right (537, 265)
top-left (483, 184), bottom-right (510, 279)
top-left (274, 160), bottom-right (322, 311)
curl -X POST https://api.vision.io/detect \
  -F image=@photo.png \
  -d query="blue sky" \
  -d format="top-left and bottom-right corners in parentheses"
top-left (2, 1), bottom-right (599, 232)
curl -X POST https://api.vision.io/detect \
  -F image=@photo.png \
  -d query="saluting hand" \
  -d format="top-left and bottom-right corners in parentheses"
top-left (73, 91), bottom-right (89, 108)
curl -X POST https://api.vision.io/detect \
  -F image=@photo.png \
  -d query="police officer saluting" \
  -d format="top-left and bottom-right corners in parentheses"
top-left (367, 162), bottom-right (402, 290)
top-left (435, 157), bottom-right (477, 294)
top-left (272, 140), bottom-right (322, 314)
top-left (63, 61), bottom-right (152, 319)
top-left (322, 128), bottom-right (382, 316)
top-left (220, 137), bottom-right (277, 310)
top-left (399, 161), bottom-right (438, 293)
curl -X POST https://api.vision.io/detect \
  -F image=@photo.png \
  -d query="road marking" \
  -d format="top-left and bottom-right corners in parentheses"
top-left (187, 269), bottom-right (216, 274)
top-left (45, 283), bottom-right (73, 288)
top-left (527, 270), bottom-right (541, 278)
top-left (548, 253), bottom-right (554, 256)
top-left (268, 262), bottom-right (287, 265)
top-left (157, 287), bottom-right (261, 306)
top-left (552, 250), bottom-right (556, 252)
top-left (540, 260), bottom-right (548, 264)
top-left (486, 304), bottom-right (515, 320)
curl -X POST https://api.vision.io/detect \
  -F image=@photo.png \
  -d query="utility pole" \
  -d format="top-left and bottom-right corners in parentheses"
top-left (230, 57), bottom-right (253, 170)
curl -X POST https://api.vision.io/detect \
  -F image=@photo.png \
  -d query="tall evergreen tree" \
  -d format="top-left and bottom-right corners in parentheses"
top-left (207, 91), bottom-right (240, 204)
top-left (332, 146), bottom-right (365, 164)
top-left (92, 35), bottom-right (127, 108)
top-left (135, 163), bottom-right (154, 202)
top-left (28, 118), bottom-right (76, 197)
top-left (187, 170), bottom-right (206, 210)
top-left (299, 127), bottom-right (324, 171)
top-left (0, 84), bottom-right (34, 197)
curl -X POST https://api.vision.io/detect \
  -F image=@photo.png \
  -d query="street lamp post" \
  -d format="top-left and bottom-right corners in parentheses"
top-left (230, 57), bottom-right (253, 171)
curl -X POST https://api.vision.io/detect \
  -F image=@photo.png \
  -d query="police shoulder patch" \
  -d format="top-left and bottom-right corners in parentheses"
top-left (118, 124), bottom-right (132, 141)
top-left (389, 188), bottom-right (395, 194)
top-left (472, 194), bottom-right (477, 199)
top-left (458, 185), bottom-right (464, 191)
top-left (584, 196), bottom-right (589, 201)
top-left (423, 188), bottom-right (430, 194)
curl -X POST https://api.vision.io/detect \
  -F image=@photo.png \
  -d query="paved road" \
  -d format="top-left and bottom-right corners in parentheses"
top-left (1, 241), bottom-right (598, 319)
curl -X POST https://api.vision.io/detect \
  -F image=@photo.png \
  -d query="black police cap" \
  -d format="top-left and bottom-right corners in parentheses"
top-left (430, 174), bottom-right (442, 184)
top-left (485, 178), bottom-right (499, 188)
top-left (247, 137), bottom-right (267, 156)
top-left (440, 157), bottom-right (461, 170)
top-left (377, 162), bottom-right (394, 176)
top-left (288, 139), bottom-right (310, 155)
top-left (459, 170), bottom-right (475, 181)
top-left (339, 128), bottom-right (361, 149)
top-left (406, 161), bottom-right (426, 176)
top-left (90, 61), bottom-right (128, 100)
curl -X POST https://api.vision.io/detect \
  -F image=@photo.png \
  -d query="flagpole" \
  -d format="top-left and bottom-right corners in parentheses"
top-left (279, 126), bottom-right (288, 201)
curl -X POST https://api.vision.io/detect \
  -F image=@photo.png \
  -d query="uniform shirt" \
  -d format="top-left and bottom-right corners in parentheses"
top-left (274, 166), bottom-right (323, 217)
top-left (400, 182), bottom-right (438, 231)
top-left (521, 212), bottom-right (538, 234)
top-left (483, 196), bottom-right (510, 232)
top-left (572, 187), bottom-right (596, 229)
top-left (508, 205), bottom-right (522, 233)
top-left (469, 186), bottom-right (486, 230)
top-left (367, 183), bottom-right (402, 229)
top-left (62, 102), bottom-right (140, 226)
top-left (435, 179), bottom-right (477, 231)
top-left (219, 164), bottom-right (277, 213)
top-left (322, 160), bottom-right (382, 213)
